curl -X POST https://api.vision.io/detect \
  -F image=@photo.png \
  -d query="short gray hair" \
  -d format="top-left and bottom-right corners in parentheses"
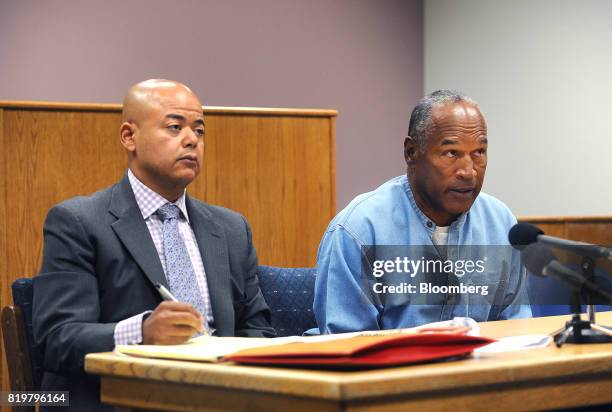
top-left (408, 90), bottom-right (478, 152)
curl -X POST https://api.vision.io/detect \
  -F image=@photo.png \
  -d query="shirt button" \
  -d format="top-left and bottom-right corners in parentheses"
top-left (427, 221), bottom-right (433, 228)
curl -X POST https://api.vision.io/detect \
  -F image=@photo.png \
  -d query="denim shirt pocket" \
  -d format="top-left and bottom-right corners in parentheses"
top-left (466, 270), bottom-right (507, 322)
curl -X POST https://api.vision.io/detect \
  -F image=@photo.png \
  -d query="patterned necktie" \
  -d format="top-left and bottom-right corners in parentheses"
top-left (156, 203), bottom-right (208, 333)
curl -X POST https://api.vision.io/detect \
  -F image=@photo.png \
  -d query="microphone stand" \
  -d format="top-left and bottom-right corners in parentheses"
top-left (553, 256), bottom-right (612, 347)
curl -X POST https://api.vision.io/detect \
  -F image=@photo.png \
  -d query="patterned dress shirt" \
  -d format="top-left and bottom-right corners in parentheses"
top-left (113, 170), bottom-right (214, 345)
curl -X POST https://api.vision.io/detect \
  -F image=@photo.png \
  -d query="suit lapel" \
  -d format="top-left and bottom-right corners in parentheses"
top-left (109, 175), bottom-right (169, 289)
top-left (186, 196), bottom-right (234, 336)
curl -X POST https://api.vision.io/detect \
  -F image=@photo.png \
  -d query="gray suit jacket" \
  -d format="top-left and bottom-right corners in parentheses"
top-left (33, 174), bottom-right (274, 410)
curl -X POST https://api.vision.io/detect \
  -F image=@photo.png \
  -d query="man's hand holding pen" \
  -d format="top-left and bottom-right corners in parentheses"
top-left (142, 301), bottom-right (205, 345)
top-left (142, 283), bottom-right (207, 345)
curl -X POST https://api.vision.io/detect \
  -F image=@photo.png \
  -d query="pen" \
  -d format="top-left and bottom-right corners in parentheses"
top-left (154, 283), bottom-right (209, 336)
top-left (155, 283), bottom-right (178, 302)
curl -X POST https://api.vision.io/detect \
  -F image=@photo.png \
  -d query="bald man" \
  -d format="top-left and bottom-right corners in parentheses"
top-left (33, 80), bottom-right (274, 411)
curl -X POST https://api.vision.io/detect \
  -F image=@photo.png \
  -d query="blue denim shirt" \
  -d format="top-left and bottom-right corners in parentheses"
top-left (314, 175), bottom-right (531, 334)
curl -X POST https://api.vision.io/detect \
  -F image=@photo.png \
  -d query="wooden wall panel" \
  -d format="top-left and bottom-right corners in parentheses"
top-left (567, 223), bottom-right (612, 246)
top-left (194, 114), bottom-right (334, 265)
top-left (4, 109), bottom-right (126, 279)
top-left (0, 101), bottom-right (336, 399)
top-left (517, 216), bottom-right (612, 272)
top-left (518, 216), bottom-right (612, 245)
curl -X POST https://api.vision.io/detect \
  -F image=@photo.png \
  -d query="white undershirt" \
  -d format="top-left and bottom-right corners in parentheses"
top-left (432, 225), bottom-right (450, 246)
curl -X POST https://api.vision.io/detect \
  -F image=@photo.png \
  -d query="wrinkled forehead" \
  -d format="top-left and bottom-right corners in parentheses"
top-left (431, 102), bottom-right (486, 131)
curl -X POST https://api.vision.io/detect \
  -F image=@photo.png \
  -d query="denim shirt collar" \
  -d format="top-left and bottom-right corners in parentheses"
top-left (401, 174), bottom-right (468, 244)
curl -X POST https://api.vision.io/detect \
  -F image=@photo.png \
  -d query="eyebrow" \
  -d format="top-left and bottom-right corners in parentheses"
top-left (440, 137), bottom-right (488, 146)
top-left (165, 113), bottom-right (205, 126)
top-left (440, 138), bottom-right (459, 146)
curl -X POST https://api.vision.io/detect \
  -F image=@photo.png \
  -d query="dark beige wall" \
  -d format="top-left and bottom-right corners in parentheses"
top-left (0, 0), bottom-right (424, 209)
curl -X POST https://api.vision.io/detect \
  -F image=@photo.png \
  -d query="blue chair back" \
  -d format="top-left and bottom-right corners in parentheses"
top-left (11, 278), bottom-right (44, 390)
top-left (257, 266), bottom-right (317, 336)
top-left (528, 266), bottom-right (612, 317)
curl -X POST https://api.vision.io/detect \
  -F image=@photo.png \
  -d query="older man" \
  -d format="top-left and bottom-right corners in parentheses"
top-left (33, 79), bottom-right (274, 410)
top-left (314, 90), bottom-right (530, 334)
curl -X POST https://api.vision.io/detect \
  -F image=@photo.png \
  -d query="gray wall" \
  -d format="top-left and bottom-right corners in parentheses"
top-left (425, 0), bottom-right (612, 216)
top-left (0, 0), bottom-right (423, 210)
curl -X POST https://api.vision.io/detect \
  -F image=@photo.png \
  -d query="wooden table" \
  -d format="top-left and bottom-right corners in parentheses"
top-left (85, 312), bottom-right (612, 411)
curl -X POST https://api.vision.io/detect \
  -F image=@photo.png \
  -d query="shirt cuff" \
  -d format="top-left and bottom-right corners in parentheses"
top-left (113, 311), bottom-right (152, 346)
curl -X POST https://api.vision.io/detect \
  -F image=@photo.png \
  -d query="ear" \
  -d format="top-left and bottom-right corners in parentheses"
top-left (120, 122), bottom-right (137, 152)
top-left (404, 136), bottom-right (418, 165)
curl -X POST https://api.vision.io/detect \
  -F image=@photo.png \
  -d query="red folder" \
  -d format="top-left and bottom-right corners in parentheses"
top-left (225, 332), bottom-right (494, 369)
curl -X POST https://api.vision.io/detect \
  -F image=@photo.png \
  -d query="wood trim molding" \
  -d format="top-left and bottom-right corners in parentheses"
top-left (518, 216), bottom-right (612, 223)
top-left (0, 101), bottom-right (338, 117)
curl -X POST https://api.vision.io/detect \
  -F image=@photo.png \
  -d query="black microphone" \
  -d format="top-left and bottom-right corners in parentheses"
top-left (509, 222), bottom-right (612, 261)
top-left (521, 243), bottom-right (612, 304)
